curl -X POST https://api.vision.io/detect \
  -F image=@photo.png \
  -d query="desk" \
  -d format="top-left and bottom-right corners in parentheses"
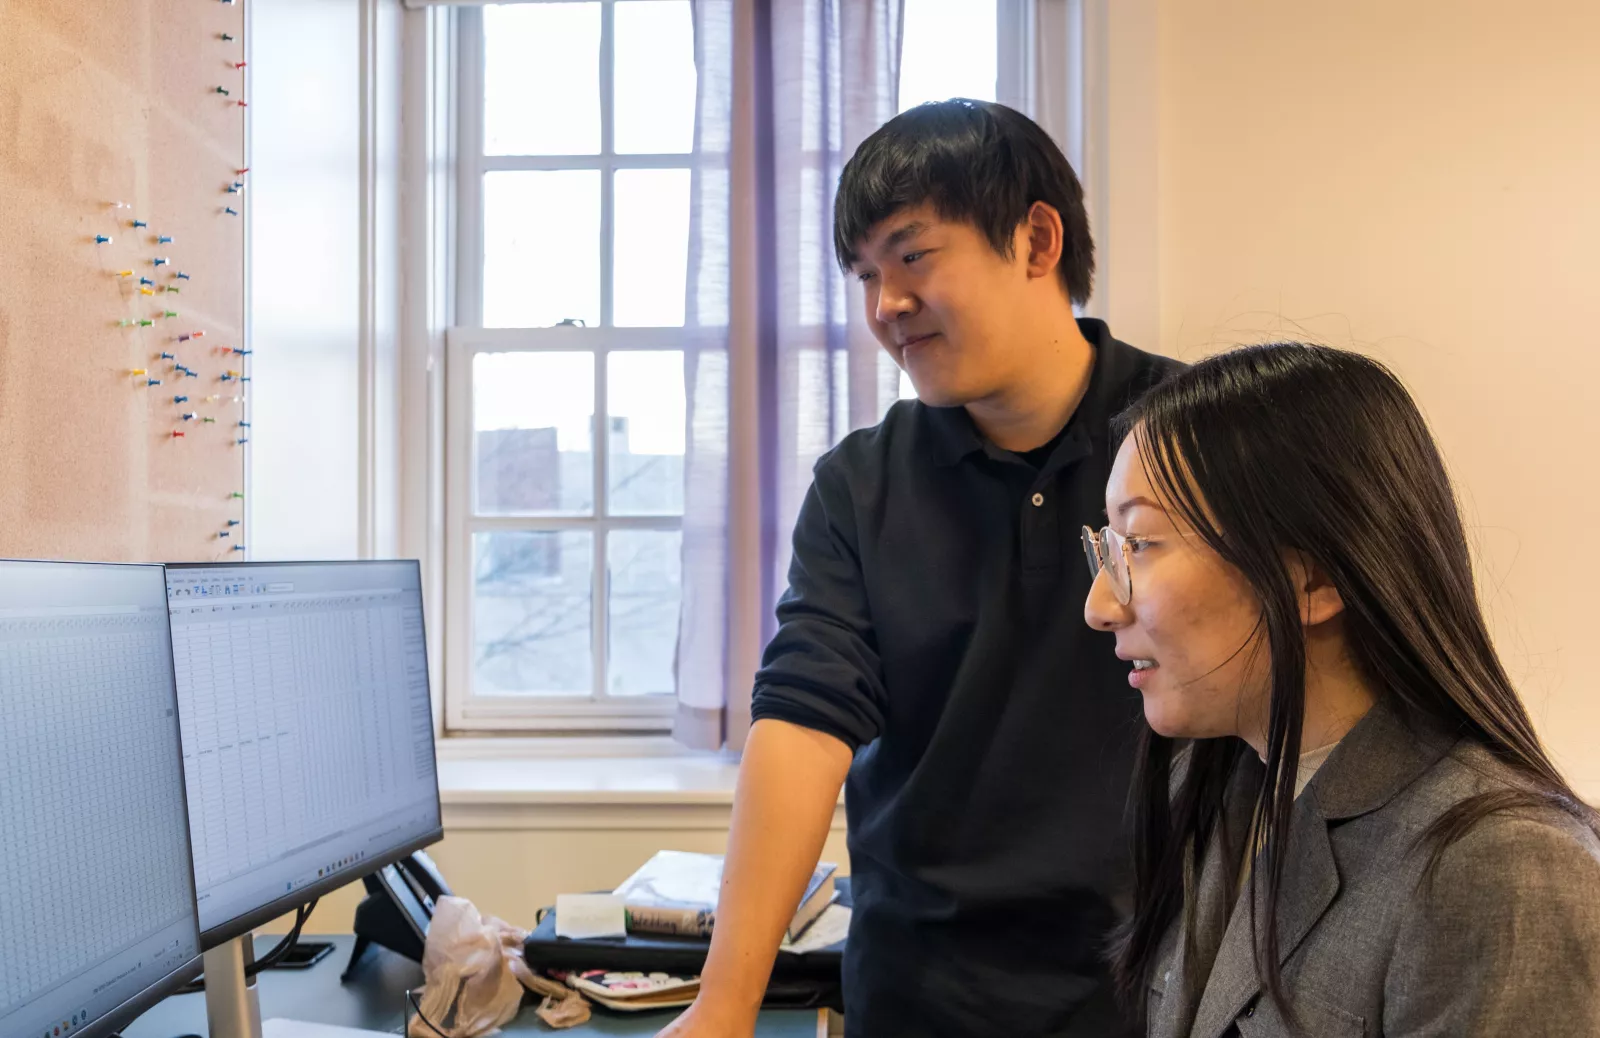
top-left (124, 935), bottom-right (824, 1038)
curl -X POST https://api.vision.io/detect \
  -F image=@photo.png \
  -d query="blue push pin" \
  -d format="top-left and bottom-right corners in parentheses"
top-left (176, 272), bottom-right (192, 280)
top-left (219, 530), bottom-right (231, 538)
top-left (95, 235), bottom-right (111, 244)
top-left (231, 348), bottom-right (253, 355)
top-left (238, 421), bottom-right (251, 428)
top-left (174, 395), bottom-right (189, 404)
top-left (240, 376), bottom-right (251, 382)
top-left (237, 438), bottom-right (249, 445)
top-left (220, 373), bottom-right (236, 382)
top-left (182, 413), bottom-right (196, 421)
top-left (226, 184), bottom-right (241, 194)
top-left (160, 351), bottom-right (176, 360)
top-left (227, 519), bottom-right (241, 526)
top-left (158, 235), bottom-right (173, 244)
top-left (146, 378), bottom-right (163, 387)
top-left (185, 370), bottom-right (199, 379)
top-left (224, 207), bottom-right (239, 216)
top-left (140, 277), bottom-right (155, 286)
top-left (153, 257), bottom-right (169, 267)
top-left (233, 545), bottom-right (247, 552)
top-left (132, 220), bottom-right (148, 229)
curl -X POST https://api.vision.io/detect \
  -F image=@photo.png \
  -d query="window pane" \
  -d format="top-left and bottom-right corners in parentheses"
top-left (607, 529), bottom-right (681, 696)
top-left (473, 530), bottom-right (593, 696)
top-left (608, 351), bottom-right (685, 516)
top-left (614, 1), bottom-right (696, 154)
top-left (898, 0), bottom-right (997, 111)
top-left (483, 2), bottom-right (601, 155)
top-left (484, 170), bottom-right (600, 329)
top-left (613, 168), bottom-right (690, 327)
top-left (475, 352), bottom-right (594, 516)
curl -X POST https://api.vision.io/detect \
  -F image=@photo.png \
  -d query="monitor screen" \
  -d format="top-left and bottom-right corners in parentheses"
top-left (0, 560), bottom-right (202, 1038)
top-left (163, 560), bottom-right (442, 946)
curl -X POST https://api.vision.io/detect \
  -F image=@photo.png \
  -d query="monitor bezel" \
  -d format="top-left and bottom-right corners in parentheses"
top-left (163, 559), bottom-right (445, 952)
top-left (0, 559), bottom-right (207, 1038)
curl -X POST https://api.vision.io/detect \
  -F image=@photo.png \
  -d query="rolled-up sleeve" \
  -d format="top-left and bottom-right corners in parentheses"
top-left (750, 458), bottom-right (888, 751)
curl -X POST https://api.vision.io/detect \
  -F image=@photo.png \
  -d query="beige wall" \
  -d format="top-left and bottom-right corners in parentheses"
top-left (1153, 1), bottom-right (1600, 794)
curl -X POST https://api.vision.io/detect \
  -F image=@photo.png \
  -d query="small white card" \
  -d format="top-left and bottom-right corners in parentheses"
top-left (555, 893), bottom-right (629, 939)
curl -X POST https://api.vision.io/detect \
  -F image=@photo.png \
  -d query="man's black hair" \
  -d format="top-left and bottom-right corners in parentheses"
top-left (833, 98), bottom-right (1095, 306)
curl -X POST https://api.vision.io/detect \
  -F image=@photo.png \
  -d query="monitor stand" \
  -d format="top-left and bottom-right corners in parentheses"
top-left (201, 934), bottom-right (396, 1038)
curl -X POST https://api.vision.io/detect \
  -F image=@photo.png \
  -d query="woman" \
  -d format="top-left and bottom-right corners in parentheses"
top-left (1082, 343), bottom-right (1600, 1037)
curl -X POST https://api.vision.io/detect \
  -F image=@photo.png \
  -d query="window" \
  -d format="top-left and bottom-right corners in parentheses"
top-left (447, 0), bottom-right (695, 731)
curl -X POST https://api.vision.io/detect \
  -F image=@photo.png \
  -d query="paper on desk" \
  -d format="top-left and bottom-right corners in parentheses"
top-left (779, 903), bottom-right (850, 955)
top-left (555, 893), bottom-right (629, 940)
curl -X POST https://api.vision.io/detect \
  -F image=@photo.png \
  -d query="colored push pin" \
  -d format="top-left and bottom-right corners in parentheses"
top-left (130, 368), bottom-right (148, 376)
top-left (237, 422), bottom-right (251, 429)
top-left (178, 334), bottom-right (192, 342)
top-left (236, 100), bottom-right (248, 108)
top-left (166, 286), bottom-right (181, 294)
top-left (176, 272), bottom-right (191, 280)
top-left (192, 330), bottom-right (207, 338)
top-left (237, 438), bottom-right (249, 445)
top-left (163, 310), bottom-right (178, 318)
top-left (172, 431), bottom-right (186, 439)
top-left (117, 319), bottom-right (132, 328)
top-left (232, 181), bottom-right (245, 190)
top-left (132, 219), bottom-right (148, 229)
top-left (140, 277), bottom-right (155, 286)
top-left (236, 168), bottom-right (250, 175)
top-left (153, 257), bottom-right (169, 266)
top-left (221, 33), bottom-right (235, 41)
top-left (140, 287), bottom-right (155, 296)
top-left (226, 184), bottom-right (242, 194)
top-left (174, 395), bottom-right (190, 403)
top-left (227, 519), bottom-right (241, 526)
top-left (157, 235), bottom-right (173, 244)
top-left (182, 412), bottom-right (196, 421)
top-left (224, 207), bottom-right (239, 216)
top-left (234, 62), bottom-right (247, 69)
top-left (202, 417), bottom-right (217, 424)
top-left (160, 351), bottom-right (176, 360)
top-left (116, 270), bottom-right (134, 278)
top-left (219, 530), bottom-right (231, 538)
top-left (184, 369), bottom-right (199, 378)
top-left (233, 545), bottom-right (247, 552)
top-left (146, 378), bottom-right (163, 386)
top-left (95, 235), bottom-right (111, 244)
top-left (139, 319), bottom-right (155, 327)
top-left (220, 373), bottom-right (236, 382)
top-left (230, 491), bottom-right (245, 500)
top-left (216, 86), bottom-right (231, 96)
top-left (231, 348), bottom-right (252, 355)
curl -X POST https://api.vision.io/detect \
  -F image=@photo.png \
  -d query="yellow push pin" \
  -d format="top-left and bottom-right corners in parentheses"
top-left (139, 287), bottom-right (155, 296)
top-left (130, 368), bottom-right (148, 377)
top-left (116, 270), bottom-right (134, 278)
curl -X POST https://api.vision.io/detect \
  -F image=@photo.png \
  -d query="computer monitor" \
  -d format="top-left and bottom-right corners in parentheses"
top-left (163, 560), bottom-right (442, 949)
top-left (0, 560), bottom-right (204, 1038)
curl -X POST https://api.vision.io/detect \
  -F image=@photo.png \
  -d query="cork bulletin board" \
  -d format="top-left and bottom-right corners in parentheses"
top-left (0, 0), bottom-right (250, 563)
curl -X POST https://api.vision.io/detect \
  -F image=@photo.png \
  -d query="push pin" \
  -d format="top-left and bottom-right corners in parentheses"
top-left (182, 412), bottom-right (196, 420)
top-left (226, 184), bottom-right (242, 194)
top-left (237, 422), bottom-right (251, 429)
top-left (220, 373), bottom-right (236, 382)
top-left (130, 368), bottom-right (148, 376)
top-left (236, 100), bottom-right (248, 108)
top-left (192, 331), bottom-right (207, 338)
top-left (216, 86), bottom-right (231, 96)
top-left (172, 431), bottom-right (187, 439)
top-left (117, 319), bottom-right (133, 328)
top-left (184, 369), bottom-right (199, 378)
top-left (178, 334), bottom-right (192, 342)
top-left (202, 417), bottom-right (217, 424)
top-left (219, 530), bottom-right (231, 538)
top-left (163, 310), bottom-right (178, 318)
top-left (95, 235), bottom-right (111, 244)
top-left (234, 61), bottom-right (247, 69)
top-left (153, 257), bottom-right (169, 266)
top-left (176, 272), bottom-right (192, 280)
top-left (175, 396), bottom-right (190, 404)
top-left (221, 33), bottom-right (235, 41)
top-left (224, 207), bottom-right (239, 216)
top-left (231, 348), bottom-right (252, 355)
top-left (160, 351), bottom-right (176, 360)
top-left (233, 545), bottom-right (246, 552)
top-left (227, 519), bottom-right (241, 526)
top-left (236, 168), bottom-right (250, 175)
top-left (230, 492), bottom-right (245, 500)
top-left (237, 437), bottom-right (249, 445)
top-left (139, 319), bottom-right (155, 327)
top-left (157, 235), bottom-right (173, 244)
top-left (140, 288), bottom-right (154, 296)
top-left (140, 277), bottom-right (155, 286)
top-left (132, 219), bottom-right (147, 228)
top-left (146, 378), bottom-right (163, 386)
top-left (117, 270), bottom-right (134, 278)
top-left (166, 286), bottom-right (181, 294)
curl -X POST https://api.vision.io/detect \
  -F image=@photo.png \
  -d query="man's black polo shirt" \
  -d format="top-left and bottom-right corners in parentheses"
top-left (752, 320), bottom-right (1183, 1037)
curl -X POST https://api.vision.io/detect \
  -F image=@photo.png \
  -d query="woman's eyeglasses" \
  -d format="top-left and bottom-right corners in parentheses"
top-left (1081, 525), bottom-right (1134, 605)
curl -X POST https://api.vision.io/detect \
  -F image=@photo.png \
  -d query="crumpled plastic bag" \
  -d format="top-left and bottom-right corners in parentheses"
top-left (408, 896), bottom-right (591, 1036)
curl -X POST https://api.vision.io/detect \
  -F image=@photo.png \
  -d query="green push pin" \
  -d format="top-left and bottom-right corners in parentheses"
top-left (163, 310), bottom-right (179, 318)
top-left (221, 33), bottom-right (235, 41)
top-left (166, 286), bottom-right (180, 294)
top-left (202, 417), bottom-right (217, 424)
top-left (138, 319), bottom-right (155, 327)
top-left (229, 491), bottom-right (245, 500)
top-left (216, 86), bottom-right (231, 96)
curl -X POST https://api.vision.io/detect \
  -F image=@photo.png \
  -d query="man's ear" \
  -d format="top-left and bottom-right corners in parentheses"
top-left (1285, 549), bottom-right (1345, 627)
top-left (1022, 201), bottom-right (1064, 280)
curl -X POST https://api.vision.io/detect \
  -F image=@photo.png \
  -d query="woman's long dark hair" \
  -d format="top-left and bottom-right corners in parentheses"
top-left (1108, 343), bottom-right (1595, 1024)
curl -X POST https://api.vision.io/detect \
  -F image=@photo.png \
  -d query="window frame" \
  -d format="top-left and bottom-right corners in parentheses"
top-left (447, 1), bottom-right (691, 733)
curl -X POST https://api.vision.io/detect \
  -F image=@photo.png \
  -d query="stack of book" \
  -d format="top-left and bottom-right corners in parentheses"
top-left (614, 850), bottom-right (839, 942)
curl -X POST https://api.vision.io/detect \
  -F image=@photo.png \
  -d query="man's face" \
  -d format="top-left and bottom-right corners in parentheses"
top-left (848, 203), bottom-right (1034, 407)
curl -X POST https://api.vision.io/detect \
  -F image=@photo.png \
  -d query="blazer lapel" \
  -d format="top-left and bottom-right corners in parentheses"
top-left (1187, 782), bottom-right (1341, 1038)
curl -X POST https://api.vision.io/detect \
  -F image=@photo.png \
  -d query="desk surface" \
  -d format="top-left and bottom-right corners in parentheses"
top-left (123, 935), bottom-right (822, 1038)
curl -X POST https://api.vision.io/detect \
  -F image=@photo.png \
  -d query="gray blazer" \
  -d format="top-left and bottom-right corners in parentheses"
top-left (1148, 699), bottom-right (1600, 1038)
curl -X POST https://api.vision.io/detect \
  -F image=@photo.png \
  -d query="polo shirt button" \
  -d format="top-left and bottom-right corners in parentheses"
top-left (1031, 492), bottom-right (1044, 507)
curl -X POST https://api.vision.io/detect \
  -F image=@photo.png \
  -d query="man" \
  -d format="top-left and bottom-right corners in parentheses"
top-left (661, 100), bottom-right (1182, 1037)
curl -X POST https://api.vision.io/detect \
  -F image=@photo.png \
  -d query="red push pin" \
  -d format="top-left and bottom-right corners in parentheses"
top-left (235, 61), bottom-right (248, 70)
top-left (172, 431), bottom-right (187, 439)
top-left (236, 100), bottom-right (249, 108)
top-left (236, 168), bottom-right (250, 175)
top-left (193, 330), bottom-right (207, 338)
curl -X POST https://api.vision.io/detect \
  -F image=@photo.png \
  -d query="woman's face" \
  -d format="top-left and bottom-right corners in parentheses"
top-left (1084, 429), bottom-right (1268, 740)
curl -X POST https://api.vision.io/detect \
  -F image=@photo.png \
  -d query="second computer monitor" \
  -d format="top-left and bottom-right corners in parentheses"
top-left (164, 560), bottom-right (442, 947)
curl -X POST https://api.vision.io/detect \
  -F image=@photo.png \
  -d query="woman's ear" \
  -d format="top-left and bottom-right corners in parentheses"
top-left (1285, 549), bottom-right (1345, 627)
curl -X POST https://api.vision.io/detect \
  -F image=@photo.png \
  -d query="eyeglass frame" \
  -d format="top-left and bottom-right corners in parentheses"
top-left (1081, 524), bottom-right (1135, 606)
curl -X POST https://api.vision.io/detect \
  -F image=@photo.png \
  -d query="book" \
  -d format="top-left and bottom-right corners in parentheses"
top-left (613, 850), bottom-right (838, 942)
